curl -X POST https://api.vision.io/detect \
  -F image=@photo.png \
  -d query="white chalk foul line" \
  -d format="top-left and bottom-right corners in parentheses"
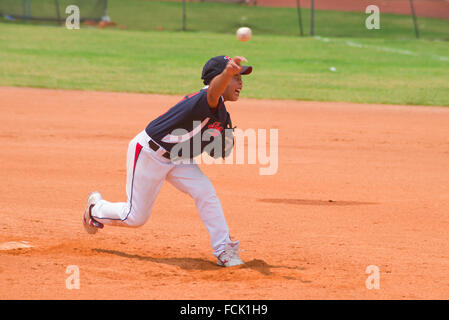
top-left (345, 40), bottom-right (417, 56)
top-left (0, 241), bottom-right (34, 251)
top-left (313, 36), bottom-right (449, 61)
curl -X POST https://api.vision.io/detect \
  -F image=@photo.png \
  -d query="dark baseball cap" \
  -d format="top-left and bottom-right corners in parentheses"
top-left (201, 55), bottom-right (252, 85)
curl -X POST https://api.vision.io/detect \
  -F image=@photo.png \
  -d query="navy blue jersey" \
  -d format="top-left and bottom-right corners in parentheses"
top-left (145, 88), bottom-right (231, 159)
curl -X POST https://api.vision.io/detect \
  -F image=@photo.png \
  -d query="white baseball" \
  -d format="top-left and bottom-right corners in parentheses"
top-left (236, 27), bottom-right (252, 42)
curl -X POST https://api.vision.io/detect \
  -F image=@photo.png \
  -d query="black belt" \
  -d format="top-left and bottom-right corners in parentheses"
top-left (148, 140), bottom-right (171, 160)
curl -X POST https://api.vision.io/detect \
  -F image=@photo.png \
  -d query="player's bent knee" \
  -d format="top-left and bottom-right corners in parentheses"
top-left (190, 184), bottom-right (217, 202)
top-left (190, 176), bottom-right (215, 195)
top-left (121, 206), bottom-right (151, 228)
top-left (123, 216), bottom-right (148, 228)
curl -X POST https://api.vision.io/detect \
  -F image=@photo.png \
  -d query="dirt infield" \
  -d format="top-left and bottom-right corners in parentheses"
top-left (257, 0), bottom-right (449, 20)
top-left (1, 86), bottom-right (448, 299)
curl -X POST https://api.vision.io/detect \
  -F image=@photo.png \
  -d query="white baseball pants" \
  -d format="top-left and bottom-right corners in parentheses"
top-left (91, 130), bottom-right (230, 257)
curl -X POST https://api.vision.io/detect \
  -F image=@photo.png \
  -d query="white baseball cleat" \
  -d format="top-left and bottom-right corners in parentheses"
top-left (217, 239), bottom-right (244, 267)
top-left (82, 191), bottom-right (104, 234)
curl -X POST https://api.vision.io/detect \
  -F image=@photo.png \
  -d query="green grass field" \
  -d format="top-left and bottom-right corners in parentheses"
top-left (0, 1), bottom-right (448, 106)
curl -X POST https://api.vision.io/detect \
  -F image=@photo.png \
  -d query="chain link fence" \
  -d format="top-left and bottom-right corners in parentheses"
top-left (1, 0), bottom-right (447, 39)
top-left (0, 0), bottom-right (107, 22)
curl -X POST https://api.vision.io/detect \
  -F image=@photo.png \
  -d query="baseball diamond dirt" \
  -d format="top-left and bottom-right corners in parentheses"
top-left (0, 86), bottom-right (448, 299)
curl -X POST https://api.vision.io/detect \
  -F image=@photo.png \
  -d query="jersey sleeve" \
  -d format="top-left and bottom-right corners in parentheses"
top-left (193, 89), bottom-right (225, 119)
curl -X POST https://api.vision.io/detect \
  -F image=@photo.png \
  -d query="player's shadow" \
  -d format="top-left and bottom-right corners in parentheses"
top-left (94, 248), bottom-right (218, 270)
top-left (93, 248), bottom-right (304, 276)
top-left (240, 259), bottom-right (306, 276)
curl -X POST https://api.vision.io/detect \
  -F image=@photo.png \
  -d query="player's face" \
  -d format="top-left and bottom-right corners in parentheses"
top-left (223, 74), bottom-right (243, 102)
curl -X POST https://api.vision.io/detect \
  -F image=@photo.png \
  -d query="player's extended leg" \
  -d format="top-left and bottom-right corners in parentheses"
top-left (166, 162), bottom-right (241, 265)
top-left (89, 132), bottom-right (170, 228)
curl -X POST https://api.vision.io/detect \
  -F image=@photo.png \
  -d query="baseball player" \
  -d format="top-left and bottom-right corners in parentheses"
top-left (83, 55), bottom-right (252, 267)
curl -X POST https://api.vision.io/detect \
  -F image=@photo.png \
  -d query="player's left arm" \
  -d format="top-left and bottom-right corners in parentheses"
top-left (207, 56), bottom-right (247, 108)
